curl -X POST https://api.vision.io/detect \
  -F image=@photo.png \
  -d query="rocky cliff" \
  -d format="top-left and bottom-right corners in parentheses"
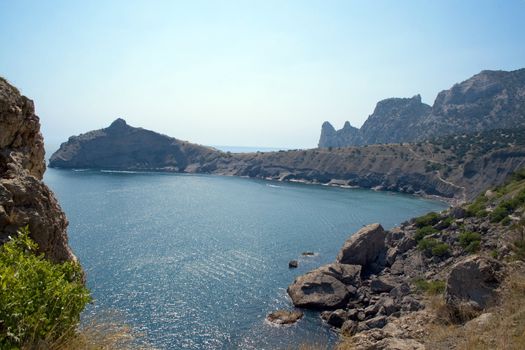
top-left (319, 68), bottom-right (525, 147)
top-left (0, 77), bottom-right (75, 262)
top-left (49, 118), bottom-right (220, 171)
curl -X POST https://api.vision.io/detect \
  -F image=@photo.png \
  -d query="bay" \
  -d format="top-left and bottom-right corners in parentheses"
top-left (44, 169), bottom-right (447, 349)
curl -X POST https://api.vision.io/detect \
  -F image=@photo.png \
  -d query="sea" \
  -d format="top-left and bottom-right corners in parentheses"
top-left (43, 145), bottom-right (447, 349)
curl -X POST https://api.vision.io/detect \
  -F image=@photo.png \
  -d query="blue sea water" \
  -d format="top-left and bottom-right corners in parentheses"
top-left (44, 169), bottom-right (447, 349)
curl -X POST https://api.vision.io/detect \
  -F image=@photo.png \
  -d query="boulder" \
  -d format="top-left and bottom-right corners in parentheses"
top-left (266, 310), bottom-right (303, 325)
top-left (401, 296), bottom-right (424, 312)
top-left (287, 263), bottom-right (353, 310)
top-left (341, 319), bottom-right (358, 336)
top-left (371, 277), bottom-right (397, 293)
top-left (445, 255), bottom-right (505, 310)
top-left (364, 315), bottom-right (388, 329)
top-left (288, 260), bottom-right (298, 268)
top-left (389, 283), bottom-right (411, 299)
top-left (321, 309), bottom-right (348, 327)
top-left (337, 223), bottom-right (387, 267)
top-left (378, 296), bottom-right (399, 316)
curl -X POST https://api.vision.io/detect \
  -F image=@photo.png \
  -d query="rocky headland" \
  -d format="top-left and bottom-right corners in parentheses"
top-left (0, 77), bottom-right (75, 262)
top-left (319, 68), bottom-right (525, 148)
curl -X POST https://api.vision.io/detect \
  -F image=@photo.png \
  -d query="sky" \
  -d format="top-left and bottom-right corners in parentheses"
top-left (1, 1), bottom-right (524, 149)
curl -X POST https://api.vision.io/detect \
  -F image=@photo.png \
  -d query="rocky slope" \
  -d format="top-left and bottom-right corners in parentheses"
top-left (0, 77), bottom-right (75, 262)
top-left (319, 68), bottom-right (525, 147)
top-left (283, 171), bottom-right (525, 349)
top-left (50, 120), bottom-right (525, 202)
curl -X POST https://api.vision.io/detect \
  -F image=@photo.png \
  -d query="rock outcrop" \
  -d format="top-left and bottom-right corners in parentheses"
top-left (319, 68), bottom-right (525, 147)
top-left (445, 255), bottom-right (505, 311)
top-left (336, 223), bottom-right (386, 269)
top-left (0, 77), bottom-right (75, 262)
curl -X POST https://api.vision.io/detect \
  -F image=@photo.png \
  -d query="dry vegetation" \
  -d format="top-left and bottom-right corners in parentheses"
top-left (425, 267), bottom-right (525, 350)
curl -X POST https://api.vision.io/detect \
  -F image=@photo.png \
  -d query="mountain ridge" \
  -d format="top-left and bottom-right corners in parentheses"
top-left (319, 68), bottom-right (525, 147)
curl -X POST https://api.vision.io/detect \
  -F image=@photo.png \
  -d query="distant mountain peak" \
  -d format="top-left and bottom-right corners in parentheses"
top-left (108, 118), bottom-right (128, 129)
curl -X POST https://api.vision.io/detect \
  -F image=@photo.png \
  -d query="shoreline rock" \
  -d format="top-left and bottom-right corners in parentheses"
top-left (266, 310), bottom-right (303, 325)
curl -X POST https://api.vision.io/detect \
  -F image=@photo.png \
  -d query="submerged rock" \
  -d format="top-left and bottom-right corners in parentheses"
top-left (266, 310), bottom-right (303, 325)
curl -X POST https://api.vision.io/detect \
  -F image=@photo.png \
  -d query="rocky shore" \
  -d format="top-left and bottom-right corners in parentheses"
top-left (278, 184), bottom-right (525, 349)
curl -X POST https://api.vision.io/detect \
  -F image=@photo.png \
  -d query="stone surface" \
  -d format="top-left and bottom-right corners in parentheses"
top-left (266, 310), bottom-right (303, 325)
top-left (445, 255), bottom-right (505, 310)
top-left (371, 277), bottom-right (397, 293)
top-left (0, 77), bottom-right (75, 262)
top-left (337, 223), bottom-right (386, 267)
top-left (287, 263), bottom-right (352, 310)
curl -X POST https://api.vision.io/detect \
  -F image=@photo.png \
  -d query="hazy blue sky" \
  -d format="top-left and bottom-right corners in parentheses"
top-left (1, 1), bottom-right (524, 149)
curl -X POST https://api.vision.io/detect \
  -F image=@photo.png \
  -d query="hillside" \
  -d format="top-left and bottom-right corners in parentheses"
top-left (319, 68), bottom-right (525, 147)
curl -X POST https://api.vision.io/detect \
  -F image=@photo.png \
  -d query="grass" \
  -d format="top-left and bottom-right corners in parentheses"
top-left (413, 278), bottom-right (446, 295)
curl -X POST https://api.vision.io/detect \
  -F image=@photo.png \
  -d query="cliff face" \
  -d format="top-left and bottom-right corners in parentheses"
top-left (0, 77), bottom-right (75, 262)
top-left (319, 68), bottom-right (525, 147)
top-left (49, 118), bottom-right (220, 171)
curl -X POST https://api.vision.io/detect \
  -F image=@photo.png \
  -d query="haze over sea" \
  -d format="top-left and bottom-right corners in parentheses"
top-left (44, 166), bottom-right (446, 349)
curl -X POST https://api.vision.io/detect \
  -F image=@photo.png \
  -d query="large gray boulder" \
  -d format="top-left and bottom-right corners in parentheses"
top-left (337, 223), bottom-right (387, 267)
top-left (445, 255), bottom-right (505, 311)
top-left (287, 263), bottom-right (361, 310)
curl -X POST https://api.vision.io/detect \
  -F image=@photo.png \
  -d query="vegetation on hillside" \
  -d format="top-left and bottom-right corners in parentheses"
top-left (0, 227), bottom-right (90, 349)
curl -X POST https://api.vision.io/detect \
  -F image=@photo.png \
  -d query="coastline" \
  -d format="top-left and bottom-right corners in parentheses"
top-left (48, 165), bottom-right (455, 207)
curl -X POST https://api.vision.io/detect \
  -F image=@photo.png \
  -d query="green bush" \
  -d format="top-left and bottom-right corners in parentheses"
top-left (459, 231), bottom-right (481, 253)
top-left (0, 226), bottom-right (91, 348)
top-left (413, 278), bottom-right (446, 295)
top-left (414, 212), bottom-right (441, 228)
top-left (414, 225), bottom-right (438, 241)
top-left (431, 243), bottom-right (450, 257)
top-left (418, 238), bottom-right (450, 257)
